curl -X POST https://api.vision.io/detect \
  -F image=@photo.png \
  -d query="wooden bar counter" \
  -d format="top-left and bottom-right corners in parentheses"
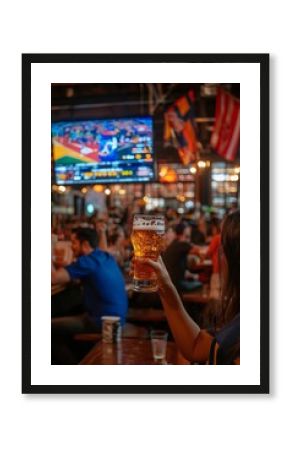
top-left (79, 338), bottom-right (189, 365)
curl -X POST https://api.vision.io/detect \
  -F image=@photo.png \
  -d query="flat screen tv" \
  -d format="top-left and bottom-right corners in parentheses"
top-left (52, 117), bottom-right (155, 185)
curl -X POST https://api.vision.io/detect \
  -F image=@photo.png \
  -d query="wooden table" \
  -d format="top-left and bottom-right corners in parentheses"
top-left (79, 338), bottom-right (189, 365)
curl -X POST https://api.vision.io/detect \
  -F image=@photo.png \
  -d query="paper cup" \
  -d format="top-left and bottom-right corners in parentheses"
top-left (101, 316), bottom-right (121, 343)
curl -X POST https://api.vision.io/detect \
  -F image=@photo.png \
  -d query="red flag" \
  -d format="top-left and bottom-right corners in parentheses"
top-left (211, 88), bottom-right (240, 161)
top-left (164, 90), bottom-right (198, 165)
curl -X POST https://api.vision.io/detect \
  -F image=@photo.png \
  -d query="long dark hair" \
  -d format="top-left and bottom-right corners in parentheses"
top-left (220, 210), bottom-right (240, 324)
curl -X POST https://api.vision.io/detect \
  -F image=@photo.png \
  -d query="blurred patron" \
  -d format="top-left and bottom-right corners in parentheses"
top-left (107, 231), bottom-right (125, 267)
top-left (164, 225), bottom-right (176, 248)
top-left (51, 227), bottom-right (128, 364)
top-left (190, 220), bottom-right (206, 245)
top-left (201, 218), bottom-right (221, 301)
top-left (162, 222), bottom-right (201, 293)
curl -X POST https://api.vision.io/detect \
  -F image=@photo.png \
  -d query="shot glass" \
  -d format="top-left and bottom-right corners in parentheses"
top-left (150, 330), bottom-right (168, 364)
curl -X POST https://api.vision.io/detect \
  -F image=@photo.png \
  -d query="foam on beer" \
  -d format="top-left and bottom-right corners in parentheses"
top-left (133, 215), bottom-right (165, 232)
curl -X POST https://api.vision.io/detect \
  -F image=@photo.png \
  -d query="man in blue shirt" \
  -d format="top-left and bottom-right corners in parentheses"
top-left (51, 227), bottom-right (128, 364)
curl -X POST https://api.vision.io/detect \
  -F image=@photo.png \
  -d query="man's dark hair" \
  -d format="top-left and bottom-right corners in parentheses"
top-left (175, 222), bottom-right (188, 236)
top-left (72, 227), bottom-right (99, 249)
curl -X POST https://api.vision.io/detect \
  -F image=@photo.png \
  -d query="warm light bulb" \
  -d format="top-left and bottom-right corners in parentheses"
top-left (93, 185), bottom-right (103, 193)
top-left (104, 188), bottom-right (111, 195)
top-left (189, 166), bottom-right (197, 174)
top-left (197, 160), bottom-right (206, 169)
top-left (159, 166), bottom-right (168, 177)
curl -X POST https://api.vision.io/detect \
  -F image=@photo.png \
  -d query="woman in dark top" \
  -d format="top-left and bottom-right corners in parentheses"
top-left (139, 210), bottom-right (240, 365)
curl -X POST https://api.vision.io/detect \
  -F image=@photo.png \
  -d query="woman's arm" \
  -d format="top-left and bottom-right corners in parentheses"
top-left (140, 257), bottom-right (213, 362)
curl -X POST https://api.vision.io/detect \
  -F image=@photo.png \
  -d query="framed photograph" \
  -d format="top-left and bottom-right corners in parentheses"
top-left (22, 53), bottom-right (269, 394)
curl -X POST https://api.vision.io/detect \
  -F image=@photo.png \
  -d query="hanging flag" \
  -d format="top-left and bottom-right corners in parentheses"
top-left (164, 90), bottom-right (198, 165)
top-left (210, 88), bottom-right (240, 161)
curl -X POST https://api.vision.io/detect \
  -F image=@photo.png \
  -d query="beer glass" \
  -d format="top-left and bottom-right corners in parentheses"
top-left (131, 214), bottom-right (165, 292)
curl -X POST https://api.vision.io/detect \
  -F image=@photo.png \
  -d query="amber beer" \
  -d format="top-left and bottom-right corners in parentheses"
top-left (131, 214), bottom-right (165, 292)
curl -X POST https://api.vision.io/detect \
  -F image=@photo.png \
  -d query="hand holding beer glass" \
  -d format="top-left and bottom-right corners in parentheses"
top-left (131, 214), bottom-right (165, 292)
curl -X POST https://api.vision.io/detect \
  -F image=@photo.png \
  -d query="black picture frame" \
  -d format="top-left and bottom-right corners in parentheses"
top-left (22, 53), bottom-right (269, 394)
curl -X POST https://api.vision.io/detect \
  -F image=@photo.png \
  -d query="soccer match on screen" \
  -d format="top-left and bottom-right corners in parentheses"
top-left (52, 117), bottom-right (154, 184)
